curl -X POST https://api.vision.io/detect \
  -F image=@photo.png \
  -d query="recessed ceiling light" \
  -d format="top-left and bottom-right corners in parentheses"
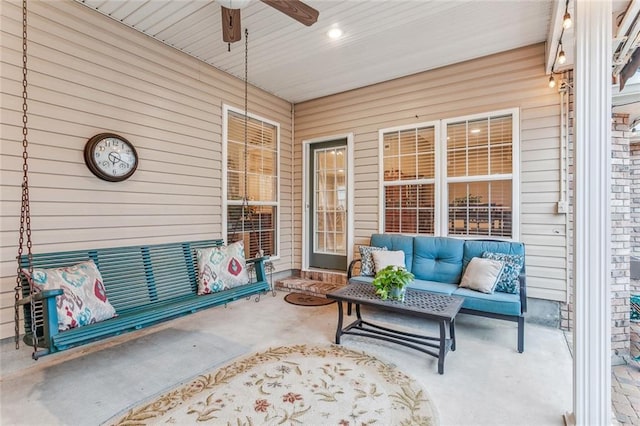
top-left (327, 28), bottom-right (343, 40)
top-left (470, 129), bottom-right (481, 134)
top-left (217, 0), bottom-right (252, 9)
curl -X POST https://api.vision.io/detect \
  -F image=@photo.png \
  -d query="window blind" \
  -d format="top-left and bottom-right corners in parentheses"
top-left (226, 110), bottom-right (279, 257)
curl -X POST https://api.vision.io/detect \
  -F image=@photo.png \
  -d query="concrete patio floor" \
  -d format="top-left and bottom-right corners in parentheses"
top-left (1, 290), bottom-right (572, 425)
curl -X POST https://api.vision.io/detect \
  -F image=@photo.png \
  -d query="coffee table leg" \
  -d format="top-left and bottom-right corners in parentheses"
top-left (450, 318), bottom-right (456, 351)
top-left (438, 321), bottom-right (446, 375)
top-left (335, 301), bottom-right (344, 344)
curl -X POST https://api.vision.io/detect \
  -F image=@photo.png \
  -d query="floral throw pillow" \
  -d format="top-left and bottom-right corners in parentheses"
top-left (22, 260), bottom-right (116, 331)
top-left (196, 241), bottom-right (250, 295)
top-left (358, 246), bottom-right (388, 276)
top-left (481, 251), bottom-right (525, 294)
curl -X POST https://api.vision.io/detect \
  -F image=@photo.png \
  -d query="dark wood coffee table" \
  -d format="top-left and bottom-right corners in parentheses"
top-left (326, 282), bottom-right (464, 374)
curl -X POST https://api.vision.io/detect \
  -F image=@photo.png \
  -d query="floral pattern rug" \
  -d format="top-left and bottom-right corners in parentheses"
top-left (109, 344), bottom-right (438, 425)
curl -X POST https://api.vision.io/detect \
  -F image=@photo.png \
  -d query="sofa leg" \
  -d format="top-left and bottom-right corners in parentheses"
top-left (517, 316), bottom-right (525, 353)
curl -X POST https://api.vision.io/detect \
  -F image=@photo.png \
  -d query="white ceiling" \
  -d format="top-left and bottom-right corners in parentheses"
top-left (76, 0), bottom-right (555, 103)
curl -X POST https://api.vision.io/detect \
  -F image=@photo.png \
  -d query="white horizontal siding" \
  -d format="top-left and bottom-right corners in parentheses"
top-left (295, 43), bottom-right (567, 302)
top-left (0, 0), bottom-right (293, 339)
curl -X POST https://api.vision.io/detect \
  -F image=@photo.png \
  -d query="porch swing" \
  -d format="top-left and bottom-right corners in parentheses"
top-left (13, 4), bottom-right (270, 359)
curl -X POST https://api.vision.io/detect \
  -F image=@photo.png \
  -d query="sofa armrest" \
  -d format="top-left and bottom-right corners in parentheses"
top-left (347, 259), bottom-right (361, 280)
top-left (519, 272), bottom-right (527, 313)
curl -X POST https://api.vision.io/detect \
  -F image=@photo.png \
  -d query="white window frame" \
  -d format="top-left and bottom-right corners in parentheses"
top-left (378, 108), bottom-right (520, 240)
top-left (222, 104), bottom-right (281, 259)
top-left (441, 108), bottom-right (520, 239)
top-left (378, 121), bottom-right (441, 235)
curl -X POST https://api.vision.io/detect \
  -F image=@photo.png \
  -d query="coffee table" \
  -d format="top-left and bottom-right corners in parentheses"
top-left (326, 282), bottom-right (464, 374)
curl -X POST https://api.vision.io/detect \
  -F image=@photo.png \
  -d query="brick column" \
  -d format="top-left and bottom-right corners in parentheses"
top-left (611, 113), bottom-right (632, 363)
top-left (632, 142), bottom-right (640, 264)
top-left (632, 141), bottom-right (640, 295)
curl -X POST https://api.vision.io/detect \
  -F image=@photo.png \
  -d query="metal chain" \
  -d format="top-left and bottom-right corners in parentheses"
top-left (14, 0), bottom-right (38, 356)
top-left (242, 28), bottom-right (249, 225)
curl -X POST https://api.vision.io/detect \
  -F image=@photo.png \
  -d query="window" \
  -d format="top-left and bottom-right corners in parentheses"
top-left (224, 106), bottom-right (279, 257)
top-left (445, 113), bottom-right (515, 237)
top-left (382, 124), bottom-right (437, 234)
top-left (380, 109), bottom-right (518, 239)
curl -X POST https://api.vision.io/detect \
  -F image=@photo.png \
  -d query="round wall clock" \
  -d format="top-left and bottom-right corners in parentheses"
top-left (84, 133), bottom-right (138, 182)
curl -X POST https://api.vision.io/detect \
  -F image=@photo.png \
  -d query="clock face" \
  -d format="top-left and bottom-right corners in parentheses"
top-left (84, 133), bottom-right (138, 182)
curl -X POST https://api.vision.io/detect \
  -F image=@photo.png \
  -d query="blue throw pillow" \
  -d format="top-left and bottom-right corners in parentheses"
top-left (481, 251), bottom-right (524, 294)
top-left (359, 246), bottom-right (388, 276)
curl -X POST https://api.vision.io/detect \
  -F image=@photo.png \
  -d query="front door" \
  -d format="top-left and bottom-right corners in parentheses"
top-left (308, 139), bottom-right (348, 270)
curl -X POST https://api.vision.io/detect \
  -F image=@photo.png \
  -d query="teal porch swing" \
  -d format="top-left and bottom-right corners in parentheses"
top-left (12, 7), bottom-right (269, 359)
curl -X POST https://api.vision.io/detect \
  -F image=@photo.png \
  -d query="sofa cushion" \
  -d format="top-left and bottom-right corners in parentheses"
top-left (370, 234), bottom-right (414, 272)
top-left (412, 236), bottom-right (465, 284)
top-left (463, 240), bottom-right (525, 271)
top-left (452, 287), bottom-right (522, 316)
top-left (459, 257), bottom-right (504, 294)
top-left (408, 279), bottom-right (458, 295)
top-left (349, 275), bottom-right (374, 285)
top-left (349, 276), bottom-right (457, 295)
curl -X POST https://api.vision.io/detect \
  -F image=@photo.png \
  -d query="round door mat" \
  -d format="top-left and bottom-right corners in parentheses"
top-left (284, 292), bottom-right (335, 306)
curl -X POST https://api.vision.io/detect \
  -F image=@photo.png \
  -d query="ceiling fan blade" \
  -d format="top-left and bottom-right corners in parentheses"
top-left (260, 0), bottom-right (319, 26)
top-left (221, 6), bottom-right (242, 43)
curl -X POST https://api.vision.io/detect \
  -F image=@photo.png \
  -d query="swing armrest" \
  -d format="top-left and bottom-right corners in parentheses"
top-left (246, 257), bottom-right (269, 283)
top-left (17, 289), bottom-right (63, 305)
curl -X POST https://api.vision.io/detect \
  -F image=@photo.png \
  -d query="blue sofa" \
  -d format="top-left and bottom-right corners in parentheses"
top-left (348, 234), bottom-right (526, 352)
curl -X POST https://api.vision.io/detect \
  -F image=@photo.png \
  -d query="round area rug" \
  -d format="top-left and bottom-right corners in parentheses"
top-left (284, 292), bottom-right (335, 306)
top-left (110, 345), bottom-right (438, 425)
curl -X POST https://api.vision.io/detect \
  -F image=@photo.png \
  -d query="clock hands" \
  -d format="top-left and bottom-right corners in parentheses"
top-left (108, 151), bottom-right (130, 168)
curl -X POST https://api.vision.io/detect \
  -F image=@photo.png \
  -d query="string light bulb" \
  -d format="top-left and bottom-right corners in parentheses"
top-left (558, 46), bottom-right (566, 65)
top-left (548, 75), bottom-right (556, 88)
top-left (563, 11), bottom-right (572, 29)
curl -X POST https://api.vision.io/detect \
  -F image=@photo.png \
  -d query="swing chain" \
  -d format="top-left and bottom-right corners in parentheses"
top-left (14, 0), bottom-right (38, 356)
top-left (242, 28), bottom-right (249, 213)
top-left (242, 28), bottom-right (249, 218)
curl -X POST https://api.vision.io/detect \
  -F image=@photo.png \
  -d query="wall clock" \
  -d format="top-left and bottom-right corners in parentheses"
top-left (84, 133), bottom-right (138, 182)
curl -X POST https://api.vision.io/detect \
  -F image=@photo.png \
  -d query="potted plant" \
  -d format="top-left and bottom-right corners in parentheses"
top-left (372, 265), bottom-right (414, 301)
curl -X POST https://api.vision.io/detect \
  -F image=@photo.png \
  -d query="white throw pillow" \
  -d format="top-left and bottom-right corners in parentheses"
top-left (459, 257), bottom-right (505, 294)
top-left (371, 250), bottom-right (405, 274)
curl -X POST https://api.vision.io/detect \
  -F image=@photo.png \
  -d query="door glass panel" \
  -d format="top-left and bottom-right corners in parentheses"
top-left (314, 147), bottom-right (347, 256)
